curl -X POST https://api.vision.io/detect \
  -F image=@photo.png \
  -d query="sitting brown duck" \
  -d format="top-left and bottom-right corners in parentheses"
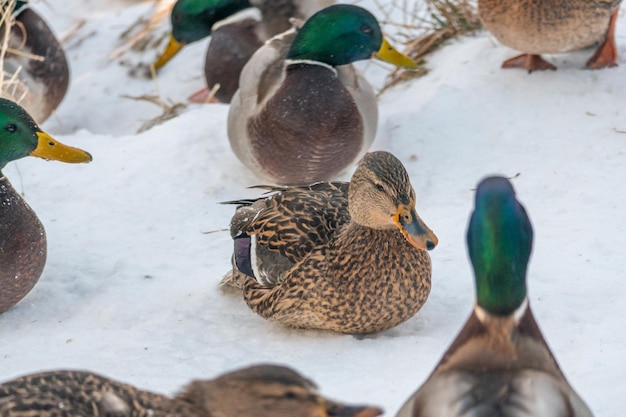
top-left (222, 151), bottom-right (438, 334)
top-left (0, 365), bottom-right (383, 417)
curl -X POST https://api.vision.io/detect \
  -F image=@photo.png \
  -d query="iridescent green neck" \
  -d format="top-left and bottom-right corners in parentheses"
top-left (467, 177), bottom-right (533, 316)
top-left (171, 0), bottom-right (252, 43)
top-left (286, 4), bottom-right (382, 66)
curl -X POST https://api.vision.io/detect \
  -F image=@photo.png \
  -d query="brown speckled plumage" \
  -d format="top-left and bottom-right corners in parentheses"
top-left (223, 151), bottom-right (438, 334)
top-left (0, 365), bottom-right (383, 417)
top-left (478, 0), bottom-right (621, 69)
top-left (0, 177), bottom-right (46, 314)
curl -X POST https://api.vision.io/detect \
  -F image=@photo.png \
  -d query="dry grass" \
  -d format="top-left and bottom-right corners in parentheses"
top-left (110, 0), bottom-right (176, 59)
top-left (375, 0), bottom-right (482, 93)
top-left (0, 0), bottom-right (32, 105)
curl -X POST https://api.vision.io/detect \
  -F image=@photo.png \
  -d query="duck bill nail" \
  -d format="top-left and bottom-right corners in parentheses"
top-left (327, 403), bottom-right (383, 417)
top-left (154, 35), bottom-right (184, 70)
top-left (30, 132), bottom-right (93, 163)
top-left (394, 205), bottom-right (438, 250)
top-left (373, 37), bottom-right (418, 69)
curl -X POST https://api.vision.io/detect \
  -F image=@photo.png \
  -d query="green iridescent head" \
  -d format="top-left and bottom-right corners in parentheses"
top-left (467, 176), bottom-right (533, 316)
top-left (286, 4), bottom-right (416, 68)
top-left (0, 99), bottom-right (92, 175)
top-left (171, 0), bottom-right (251, 43)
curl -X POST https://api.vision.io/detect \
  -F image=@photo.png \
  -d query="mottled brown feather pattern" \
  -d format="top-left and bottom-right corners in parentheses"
top-left (478, 0), bottom-right (621, 54)
top-left (0, 370), bottom-right (194, 417)
top-left (0, 366), bottom-right (383, 417)
top-left (248, 63), bottom-right (363, 185)
top-left (225, 152), bottom-right (435, 334)
top-left (231, 182), bottom-right (349, 263)
top-left (242, 223), bottom-right (431, 334)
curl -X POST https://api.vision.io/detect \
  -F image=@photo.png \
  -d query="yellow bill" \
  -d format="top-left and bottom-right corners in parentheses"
top-left (30, 131), bottom-right (92, 163)
top-left (373, 37), bottom-right (418, 69)
top-left (153, 34), bottom-right (185, 70)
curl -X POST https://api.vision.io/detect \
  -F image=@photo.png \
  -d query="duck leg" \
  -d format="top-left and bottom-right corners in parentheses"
top-left (188, 87), bottom-right (219, 103)
top-left (502, 54), bottom-right (556, 72)
top-left (586, 8), bottom-right (619, 69)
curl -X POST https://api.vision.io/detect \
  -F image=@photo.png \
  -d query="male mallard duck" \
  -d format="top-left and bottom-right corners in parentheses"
top-left (0, 98), bottom-right (91, 314)
top-left (227, 5), bottom-right (417, 185)
top-left (154, 0), bottom-right (332, 103)
top-left (222, 151), bottom-right (438, 334)
top-left (478, 0), bottom-right (621, 71)
top-left (1, 0), bottom-right (69, 123)
top-left (396, 176), bottom-right (594, 417)
top-left (0, 364), bottom-right (383, 417)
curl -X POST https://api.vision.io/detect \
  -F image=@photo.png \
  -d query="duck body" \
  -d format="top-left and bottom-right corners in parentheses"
top-left (1, 2), bottom-right (69, 123)
top-left (228, 28), bottom-right (377, 185)
top-left (223, 151), bottom-right (438, 334)
top-left (155, 0), bottom-right (332, 103)
top-left (396, 176), bottom-right (593, 417)
top-left (227, 5), bottom-right (417, 185)
top-left (478, 0), bottom-right (621, 70)
top-left (0, 98), bottom-right (92, 314)
top-left (0, 365), bottom-right (383, 417)
top-left (0, 177), bottom-right (46, 314)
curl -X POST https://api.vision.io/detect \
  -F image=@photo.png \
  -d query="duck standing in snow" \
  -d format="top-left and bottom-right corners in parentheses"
top-left (0, 0), bottom-right (69, 123)
top-left (396, 176), bottom-right (594, 417)
top-left (0, 98), bottom-right (92, 314)
top-left (0, 364), bottom-right (383, 417)
top-left (222, 151), bottom-right (438, 334)
top-left (478, 0), bottom-right (622, 70)
top-left (153, 0), bottom-right (333, 103)
top-left (227, 4), bottom-right (418, 185)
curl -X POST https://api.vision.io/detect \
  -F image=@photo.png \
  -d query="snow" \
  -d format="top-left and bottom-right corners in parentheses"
top-left (1, 0), bottom-right (625, 416)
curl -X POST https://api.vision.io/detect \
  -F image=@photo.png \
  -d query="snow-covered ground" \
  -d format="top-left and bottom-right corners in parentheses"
top-left (1, 1), bottom-right (625, 416)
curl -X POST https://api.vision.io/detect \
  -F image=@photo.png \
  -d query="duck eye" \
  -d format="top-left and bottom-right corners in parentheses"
top-left (284, 391), bottom-right (297, 399)
top-left (5, 123), bottom-right (17, 132)
top-left (360, 24), bottom-right (373, 35)
top-left (375, 183), bottom-right (385, 192)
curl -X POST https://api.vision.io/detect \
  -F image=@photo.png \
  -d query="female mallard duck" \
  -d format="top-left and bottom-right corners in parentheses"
top-left (396, 176), bottom-right (594, 417)
top-left (0, 364), bottom-right (383, 417)
top-left (478, 0), bottom-right (621, 71)
top-left (0, 98), bottom-right (91, 314)
top-left (227, 5), bottom-right (417, 186)
top-left (154, 0), bottom-right (333, 103)
top-left (222, 151), bottom-right (438, 334)
top-left (1, 1), bottom-right (69, 123)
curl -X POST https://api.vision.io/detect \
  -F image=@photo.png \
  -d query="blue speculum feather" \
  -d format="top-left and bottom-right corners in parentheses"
top-left (234, 236), bottom-right (254, 278)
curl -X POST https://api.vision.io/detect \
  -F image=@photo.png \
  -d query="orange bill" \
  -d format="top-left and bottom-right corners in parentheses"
top-left (393, 201), bottom-right (438, 250)
top-left (154, 34), bottom-right (185, 70)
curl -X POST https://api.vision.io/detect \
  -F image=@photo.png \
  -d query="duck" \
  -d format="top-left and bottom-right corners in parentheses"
top-left (478, 0), bottom-right (621, 71)
top-left (395, 176), bottom-right (594, 417)
top-left (153, 0), bottom-right (333, 103)
top-left (0, 364), bottom-right (384, 417)
top-left (0, 98), bottom-right (92, 314)
top-left (222, 151), bottom-right (438, 334)
top-left (227, 5), bottom-right (417, 186)
top-left (1, 0), bottom-right (70, 123)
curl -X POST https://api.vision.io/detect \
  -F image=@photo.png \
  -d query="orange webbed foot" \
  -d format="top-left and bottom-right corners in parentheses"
top-left (586, 9), bottom-right (619, 69)
top-left (502, 54), bottom-right (557, 72)
top-left (188, 87), bottom-right (220, 103)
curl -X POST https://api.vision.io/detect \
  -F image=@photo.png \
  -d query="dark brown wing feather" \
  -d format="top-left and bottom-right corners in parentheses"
top-left (227, 182), bottom-right (350, 264)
